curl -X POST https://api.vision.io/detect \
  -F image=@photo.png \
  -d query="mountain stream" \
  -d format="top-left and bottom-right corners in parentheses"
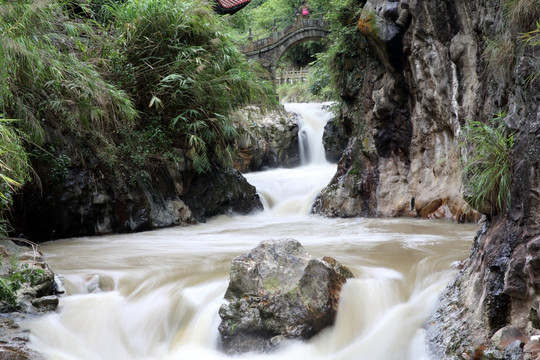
top-left (26, 103), bottom-right (478, 360)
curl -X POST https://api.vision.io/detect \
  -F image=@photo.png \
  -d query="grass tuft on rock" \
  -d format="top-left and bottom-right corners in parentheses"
top-left (462, 112), bottom-right (514, 216)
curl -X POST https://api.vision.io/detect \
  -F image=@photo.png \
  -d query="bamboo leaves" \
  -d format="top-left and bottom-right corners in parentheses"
top-left (0, 119), bottom-right (30, 236)
top-left (111, 0), bottom-right (275, 173)
top-left (0, 1), bottom-right (137, 145)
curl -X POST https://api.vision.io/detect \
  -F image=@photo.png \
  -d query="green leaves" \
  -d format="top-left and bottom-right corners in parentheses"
top-left (462, 112), bottom-right (514, 216)
top-left (0, 0), bottom-right (137, 145)
top-left (111, 0), bottom-right (276, 172)
top-left (521, 22), bottom-right (540, 46)
top-left (0, 119), bottom-right (30, 236)
top-left (0, 277), bottom-right (17, 308)
top-left (0, 261), bottom-right (46, 309)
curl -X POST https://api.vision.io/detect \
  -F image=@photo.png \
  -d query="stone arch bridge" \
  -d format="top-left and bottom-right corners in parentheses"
top-left (243, 18), bottom-right (329, 82)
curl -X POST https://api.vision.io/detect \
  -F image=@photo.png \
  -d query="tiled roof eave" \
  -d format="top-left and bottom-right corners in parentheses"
top-left (216, 0), bottom-right (251, 9)
top-left (213, 0), bottom-right (251, 15)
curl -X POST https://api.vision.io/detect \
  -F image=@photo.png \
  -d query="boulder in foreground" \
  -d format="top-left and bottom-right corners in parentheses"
top-left (218, 238), bottom-right (353, 354)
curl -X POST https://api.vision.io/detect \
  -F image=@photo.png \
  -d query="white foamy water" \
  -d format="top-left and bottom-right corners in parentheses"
top-left (26, 103), bottom-right (478, 360)
top-left (284, 102), bottom-right (333, 165)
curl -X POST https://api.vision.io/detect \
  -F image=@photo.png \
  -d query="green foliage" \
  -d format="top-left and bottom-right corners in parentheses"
top-left (69, 0), bottom-right (128, 24)
top-left (0, 260), bottom-right (45, 309)
top-left (522, 22), bottom-right (540, 46)
top-left (0, 119), bottom-right (30, 236)
top-left (0, 0), bottom-right (276, 192)
top-left (310, 0), bottom-right (364, 102)
top-left (0, 0), bottom-right (137, 146)
top-left (0, 277), bottom-right (17, 308)
top-left (462, 112), bottom-right (514, 215)
top-left (483, 0), bottom-right (540, 81)
top-left (114, 117), bottom-right (182, 184)
top-left (234, 0), bottom-right (363, 104)
top-left (278, 42), bottom-right (327, 69)
top-left (484, 36), bottom-right (516, 79)
top-left (520, 22), bottom-right (540, 86)
top-left (110, 0), bottom-right (276, 173)
top-left (308, 60), bottom-right (336, 100)
top-left (277, 81), bottom-right (329, 102)
top-left (242, 0), bottom-right (330, 37)
top-left (246, 0), bottom-right (298, 36)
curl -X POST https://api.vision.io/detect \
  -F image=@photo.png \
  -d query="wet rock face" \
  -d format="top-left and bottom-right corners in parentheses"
top-left (181, 168), bottom-right (263, 222)
top-left (312, 137), bottom-right (379, 217)
top-left (218, 239), bottom-right (353, 354)
top-left (322, 117), bottom-right (350, 163)
top-left (13, 161), bottom-right (261, 241)
top-left (314, 0), bottom-right (478, 221)
top-left (233, 107), bottom-right (300, 172)
top-left (315, 0), bottom-right (540, 356)
top-left (423, 0), bottom-right (540, 355)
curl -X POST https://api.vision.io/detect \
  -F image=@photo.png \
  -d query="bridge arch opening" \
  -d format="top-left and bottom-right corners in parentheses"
top-left (275, 40), bottom-right (326, 85)
top-left (243, 18), bottom-right (329, 82)
top-left (277, 40), bottom-right (326, 69)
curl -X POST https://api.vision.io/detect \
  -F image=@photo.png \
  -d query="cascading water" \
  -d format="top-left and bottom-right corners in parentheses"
top-left (25, 103), bottom-right (478, 360)
top-left (285, 102), bottom-right (332, 165)
top-left (246, 102), bottom-right (336, 214)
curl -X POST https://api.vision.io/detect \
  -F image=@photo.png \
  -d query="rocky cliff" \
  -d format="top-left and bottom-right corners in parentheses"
top-left (11, 105), bottom-right (305, 241)
top-left (314, 0), bottom-right (540, 357)
top-left (315, 0), bottom-right (495, 222)
top-left (12, 152), bottom-right (262, 241)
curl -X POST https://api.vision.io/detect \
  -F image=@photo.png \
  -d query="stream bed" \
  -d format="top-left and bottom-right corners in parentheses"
top-left (26, 104), bottom-right (479, 360)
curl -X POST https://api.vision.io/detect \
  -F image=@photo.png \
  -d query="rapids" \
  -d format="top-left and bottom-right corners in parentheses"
top-left (26, 103), bottom-right (478, 360)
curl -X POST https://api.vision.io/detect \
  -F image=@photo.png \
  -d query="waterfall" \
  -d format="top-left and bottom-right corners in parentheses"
top-left (244, 103), bottom-right (336, 214)
top-left (284, 102), bottom-right (333, 165)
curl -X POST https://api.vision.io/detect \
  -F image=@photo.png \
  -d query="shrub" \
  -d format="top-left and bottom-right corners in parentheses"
top-left (110, 0), bottom-right (276, 173)
top-left (0, 119), bottom-right (30, 236)
top-left (0, 0), bottom-right (137, 146)
top-left (462, 112), bottom-right (514, 216)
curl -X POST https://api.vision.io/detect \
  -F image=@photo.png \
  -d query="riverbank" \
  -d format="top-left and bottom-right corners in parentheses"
top-left (0, 240), bottom-right (60, 359)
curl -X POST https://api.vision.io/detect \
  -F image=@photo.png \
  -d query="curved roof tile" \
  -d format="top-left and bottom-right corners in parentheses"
top-left (214, 0), bottom-right (251, 14)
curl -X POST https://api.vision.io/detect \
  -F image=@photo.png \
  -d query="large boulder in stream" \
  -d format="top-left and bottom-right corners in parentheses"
top-left (218, 238), bottom-right (353, 354)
